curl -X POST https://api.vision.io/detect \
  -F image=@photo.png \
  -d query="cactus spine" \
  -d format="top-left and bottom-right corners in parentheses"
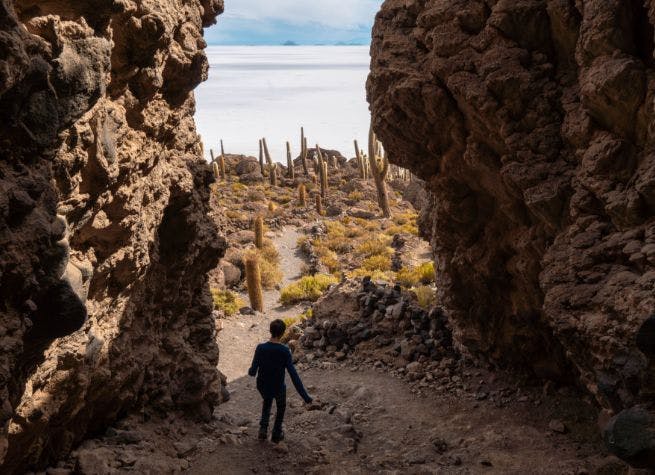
top-left (368, 124), bottom-right (392, 218)
top-left (298, 183), bottom-right (307, 207)
top-left (245, 253), bottom-right (264, 312)
top-left (254, 215), bottom-right (264, 249)
top-left (286, 141), bottom-right (295, 179)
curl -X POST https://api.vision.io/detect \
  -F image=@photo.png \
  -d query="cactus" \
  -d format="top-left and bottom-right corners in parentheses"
top-left (210, 148), bottom-right (216, 163)
top-left (220, 139), bottom-right (225, 157)
top-left (354, 140), bottom-right (366, 179)
top-left (298, 183), bottom-right (307, 207)
top-left (219, 155), bottom-right (226, 180)
top-left (244, 253), bottom-right (264, 312)
top-left (254, 215), bottom-right (264, 249)
top-left (258, 139), bottom-right (265, 175)
top-left (268, 201), bottom-right (276, 213)
top-left (262, 137), bottom-right (273, 167)
top-left (269, 163), bottom-right (278, 186)
top-left (315, 193), bottom-right (323, 215)
top-left (368, 124), bottom-right (392, 218)
top-left (315, 145), bottom-right (328, 199)
top-left (302, 137), bottom-right (309, 176)
top-left (300, 128), bottom-right (309, 175)
top-left (212, 162), bottom-right (220, 179)
top-left (286, 141), bottom-right (295, 180)
top-left (321, 162), bottom-right (328, 199)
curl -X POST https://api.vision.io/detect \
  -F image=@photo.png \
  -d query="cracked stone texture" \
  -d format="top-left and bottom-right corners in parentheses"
top-left (368, 0), bottom-right (655, 467)
top-left (0, 0), bottom-right (225, 472)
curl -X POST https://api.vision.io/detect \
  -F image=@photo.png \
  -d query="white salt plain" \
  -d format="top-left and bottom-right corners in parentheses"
top-left (195, 46), bottom-right (371, 163)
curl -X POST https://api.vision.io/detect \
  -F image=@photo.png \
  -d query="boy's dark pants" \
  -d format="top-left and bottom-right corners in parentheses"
top-left (259, 389), bottom-right (286, 436)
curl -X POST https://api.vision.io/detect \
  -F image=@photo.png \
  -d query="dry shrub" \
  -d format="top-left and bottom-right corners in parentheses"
top-left (280, 274), bottom-right (338, 305)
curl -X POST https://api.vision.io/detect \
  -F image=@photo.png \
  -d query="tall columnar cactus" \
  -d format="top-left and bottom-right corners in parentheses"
top-left (269, 163), bottom-right (278, 187)
top-left (258, 139), bottom-right (265, 175)
top-left (210, 148), bottom-right (216, 163)
top-left (354, 140), bottom-right (366, 179)
top-left (315, 193), bottom-right (323, 215)
top-left (286, 141), bottom-right (295, 180)
top-left (321, 162), bottom-right (328, 199)
top-left (254, 215), bottom-right (264, 249)
top-left (298, 183), bottom-right (307, 207)
top-left (368, 124), bottom-right (392, 218)
top-left (316, 145), bottom-right (328, 199)
top-left (302, 137), bottom-right (309, 176)
top-left (262, 137), bottom-right (273, 168)
top-left (245, 253), bottom-right (264, 312)
top-left (219, 140), bottom-right (227, 179)
top-left (212, 162), bottom-right (220, 179)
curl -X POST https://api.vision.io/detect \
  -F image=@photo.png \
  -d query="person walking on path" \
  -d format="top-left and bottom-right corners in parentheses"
top-left (248, 319), bottom-right (313, 443)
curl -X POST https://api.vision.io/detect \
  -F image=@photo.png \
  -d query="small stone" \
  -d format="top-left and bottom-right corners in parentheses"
top-left (548, 419), bottom-right (567, 434)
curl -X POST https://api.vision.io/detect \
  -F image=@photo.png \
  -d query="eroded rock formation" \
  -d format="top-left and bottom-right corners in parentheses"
top-left (0, 0), bottom-right (225, 471)
top-left (368, 0), bottom-right (655, 467)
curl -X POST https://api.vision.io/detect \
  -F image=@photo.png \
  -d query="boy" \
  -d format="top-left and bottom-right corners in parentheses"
top-left (248, 319), bottom-right (313, 443)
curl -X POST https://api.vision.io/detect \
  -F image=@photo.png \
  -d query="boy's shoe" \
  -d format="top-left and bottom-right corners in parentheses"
top-left (258, 429), bottom-right (268, 440)
top-left (271, 431), bottom-right (285, 444)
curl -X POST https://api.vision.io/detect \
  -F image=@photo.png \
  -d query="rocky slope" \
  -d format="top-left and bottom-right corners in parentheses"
top-left (368, 0), bottom-right (655, 467)
top-left (0, 0), bottom-right (224, 472)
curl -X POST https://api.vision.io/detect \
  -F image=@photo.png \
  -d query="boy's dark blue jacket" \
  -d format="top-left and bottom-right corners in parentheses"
top-left (248, 342), bottom-right (312, 403)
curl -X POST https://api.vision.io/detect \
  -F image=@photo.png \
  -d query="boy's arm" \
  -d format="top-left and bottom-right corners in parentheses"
top-left (285, 350), bottom-right (312, 403)
top-left (248, 345), bottom-right (261, 377)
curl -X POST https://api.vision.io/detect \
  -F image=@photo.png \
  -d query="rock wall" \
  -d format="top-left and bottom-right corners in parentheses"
top-left (368, 0), bottom-right (655, 467)
top-left (0, 0), bottom-right (225, 472)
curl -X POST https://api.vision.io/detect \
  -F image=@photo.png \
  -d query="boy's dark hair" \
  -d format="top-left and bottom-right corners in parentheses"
top-left (270, 319), bottom-right (286, 338)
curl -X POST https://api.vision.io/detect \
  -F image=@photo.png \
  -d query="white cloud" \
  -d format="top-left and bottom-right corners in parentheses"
top-left (223, 0), bottom-right (382, 29)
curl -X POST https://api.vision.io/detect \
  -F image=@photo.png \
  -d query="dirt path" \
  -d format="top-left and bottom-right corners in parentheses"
top-left (219, 226), bottom-right (307, 382)
top-left (64, 226), bottom-right (622, 474)
top-left (188, 363), bottom-right (617, 474)
top-left (186, 228), bottom-right (620, 474)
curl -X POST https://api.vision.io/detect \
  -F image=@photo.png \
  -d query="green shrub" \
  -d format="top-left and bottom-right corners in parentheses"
top-left (362, 254), bottom-right (392, 272)
top-left (280, 274), bottom-right (338, 305)
top-left (211, 289), bottom-right (245, 316)
top-left (396, 261), bottom-right (435, 287)
top-left (411, 285), bottom-right (436, 309)
top-left (355, 235), bottom-right (393, 258)
top-left (283, 308), bottom-right (313, 330)
top-left (348, 268), bottom-right (395, 281)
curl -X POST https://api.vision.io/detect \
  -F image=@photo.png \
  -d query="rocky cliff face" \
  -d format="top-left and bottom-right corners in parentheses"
top-left (369, 0), bottom-right (655, 467)
top-left (0, 0), bottom-right (225, 471)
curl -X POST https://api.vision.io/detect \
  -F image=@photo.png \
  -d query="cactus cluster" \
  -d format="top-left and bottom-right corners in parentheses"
top-left (368, 124), bottom-right (392, 218)
top-left (315, 145), bottom-right (329, 199)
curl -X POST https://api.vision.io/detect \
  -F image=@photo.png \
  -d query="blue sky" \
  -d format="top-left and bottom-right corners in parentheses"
top-left (205, 0), bottom-right (383, 45)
